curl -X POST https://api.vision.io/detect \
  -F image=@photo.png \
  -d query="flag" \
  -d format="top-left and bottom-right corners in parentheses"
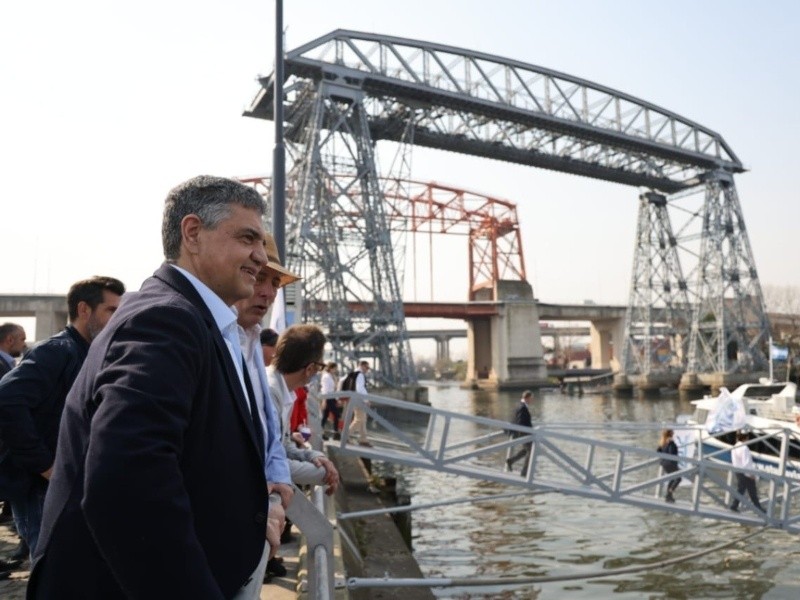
top-left (770, 343), bottom-right (789, 361)
top-left (269, 288), bottom-right (286, 333)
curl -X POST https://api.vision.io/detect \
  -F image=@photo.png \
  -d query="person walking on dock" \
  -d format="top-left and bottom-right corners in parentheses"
top-left (341, 361), bottom-right (373, 446)
top-left (506, 390), bottom-right (534, 474)
top-left (730, 431), bottom-right (765, 513)
top-left (320, 362), bottom-right (340, 439)
top-left (657, 429), bottom-right (681, 503)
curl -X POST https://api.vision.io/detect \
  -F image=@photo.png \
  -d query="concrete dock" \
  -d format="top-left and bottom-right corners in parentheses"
top-left (0, 450), bottom-right (431, 599)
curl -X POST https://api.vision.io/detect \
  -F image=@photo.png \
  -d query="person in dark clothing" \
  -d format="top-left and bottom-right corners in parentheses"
top-left (0, 322), bottom-right (27, 576)
top-left (657, 429), bottom-right (681, 503)
top-left (0, 276), bottom-right (124, 559)
top-left (506, 390), bottom-right (534, 474)
top-left (0, 323), bottom-right (26, 379)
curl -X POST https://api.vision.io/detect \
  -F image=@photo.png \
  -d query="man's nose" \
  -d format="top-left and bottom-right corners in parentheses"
top-left (253, 240), bottom-right (268, 265)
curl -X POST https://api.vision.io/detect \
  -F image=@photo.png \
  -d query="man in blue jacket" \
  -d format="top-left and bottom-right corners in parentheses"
top-left (0, 276), bottom-right (124, 559)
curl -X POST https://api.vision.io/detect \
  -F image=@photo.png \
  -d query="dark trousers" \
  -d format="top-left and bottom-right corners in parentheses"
top-left (663, 466), bottom-right (681, 495)
top-left (321, 399), bottom-right (341, 432)
top-left (731, 473), bottom-right (763, 511)
top-left (10, 481), bottom-right (47, 558)
top-left (506, 435), bottom-right (530, 474)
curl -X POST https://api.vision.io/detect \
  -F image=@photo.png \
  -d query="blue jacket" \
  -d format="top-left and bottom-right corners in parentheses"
top-left (0, 326), bottom-right (88, 494)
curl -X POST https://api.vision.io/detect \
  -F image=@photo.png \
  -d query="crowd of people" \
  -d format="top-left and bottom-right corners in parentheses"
top-left (0, 175), bottom-right (376, 597)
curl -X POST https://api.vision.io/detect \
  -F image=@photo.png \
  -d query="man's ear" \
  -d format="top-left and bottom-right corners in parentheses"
top-left (76, 300), bottom-right (92, 321)
top-left (181, 214), bottom-right (203, 254)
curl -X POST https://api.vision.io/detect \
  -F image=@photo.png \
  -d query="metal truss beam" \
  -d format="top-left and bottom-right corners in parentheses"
top-left (381, 180), bottom-right (526, 299)
top-left (246, 30), bottom-right (742, 192)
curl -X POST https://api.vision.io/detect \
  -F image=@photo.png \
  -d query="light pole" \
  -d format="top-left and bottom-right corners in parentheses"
top-left (272, 0), bottom-right (286, 262)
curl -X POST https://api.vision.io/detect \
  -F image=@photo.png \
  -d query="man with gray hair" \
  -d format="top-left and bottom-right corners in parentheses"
top-left (30, 176), bottom-right (285, 599)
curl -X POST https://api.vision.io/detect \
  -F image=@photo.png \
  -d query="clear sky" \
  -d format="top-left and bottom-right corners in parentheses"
top-left (2, 1), bottom-right (798, 355)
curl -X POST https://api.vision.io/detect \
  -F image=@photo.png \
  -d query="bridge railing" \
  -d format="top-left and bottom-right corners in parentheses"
top-left (325, 391), bottom-right (800, 533)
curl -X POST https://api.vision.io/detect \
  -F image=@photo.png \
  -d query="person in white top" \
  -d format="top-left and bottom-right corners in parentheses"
top-left (319, 362), bottom-right (340, 438)
top-left (730, 431), bottom-right (764, 513)
top-left (348, 361), bottom-right (372, 446)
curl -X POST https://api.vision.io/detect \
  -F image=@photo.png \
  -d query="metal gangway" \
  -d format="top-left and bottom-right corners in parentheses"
top-left (331, 392), bottom-right (800, 529)
top-left (296, 391), bottom-right (800, 597)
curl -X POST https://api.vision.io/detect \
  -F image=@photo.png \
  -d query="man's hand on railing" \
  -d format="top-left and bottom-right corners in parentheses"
top-left (266, 498), bottom-right (285, 559)
top-left (312, 455), bottom-right (340, 495)
top-left (269, 482), bottom-right (295, 509)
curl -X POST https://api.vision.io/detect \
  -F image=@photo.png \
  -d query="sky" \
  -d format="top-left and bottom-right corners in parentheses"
top-left (2, 1), bottom-right (798, 356)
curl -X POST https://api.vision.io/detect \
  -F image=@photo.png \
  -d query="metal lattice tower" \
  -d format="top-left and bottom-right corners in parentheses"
top-left (283, 78), bottom-right (415, 387)
top-left (621, 192), bottom-right (692, 375)
top-left (686, 172), bottom-right (770, 373)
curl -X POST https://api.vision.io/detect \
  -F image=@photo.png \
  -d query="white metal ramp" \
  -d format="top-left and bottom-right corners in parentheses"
top-left (328, 392), bottom-right (800, 533)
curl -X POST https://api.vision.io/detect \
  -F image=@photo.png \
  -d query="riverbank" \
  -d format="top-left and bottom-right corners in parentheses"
top-left (331, 449), bottom-right (434, 600)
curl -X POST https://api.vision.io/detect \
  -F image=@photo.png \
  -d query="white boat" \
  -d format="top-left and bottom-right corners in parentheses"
top-left (682, 381), bottom-right (800, 480)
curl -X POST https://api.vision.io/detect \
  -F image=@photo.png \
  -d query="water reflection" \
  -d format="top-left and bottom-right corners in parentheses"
top-left (374, 384), bottom-right (800, 599)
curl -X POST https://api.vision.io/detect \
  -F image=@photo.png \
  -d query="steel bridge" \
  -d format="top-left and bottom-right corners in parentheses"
top-left (332, 392), bottom-right (800, 533)
top-left (244, 29), bottom-right (769, 388)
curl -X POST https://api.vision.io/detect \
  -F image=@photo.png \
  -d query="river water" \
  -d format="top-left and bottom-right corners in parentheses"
top-left (375, 383), bottom-right (800, 599)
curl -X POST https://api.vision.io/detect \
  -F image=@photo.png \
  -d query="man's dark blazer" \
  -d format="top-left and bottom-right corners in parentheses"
top-left (513, 402), bottom-right (532, 429)
top-left (0, 326), bottom-right (88, 498)
top-left (28, 264), bottom-right (269, 599)
top-left (0, 358), bottom-right (12, 379)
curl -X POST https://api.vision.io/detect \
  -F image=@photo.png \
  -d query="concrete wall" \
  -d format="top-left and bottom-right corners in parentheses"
top-left (0, 295), bottom-right (68, 342)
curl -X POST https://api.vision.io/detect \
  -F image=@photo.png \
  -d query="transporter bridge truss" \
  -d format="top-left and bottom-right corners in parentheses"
top-left (245, 29), bottom-right (770, 382)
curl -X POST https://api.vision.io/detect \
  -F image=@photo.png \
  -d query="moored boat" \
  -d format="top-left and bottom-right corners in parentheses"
top-left (682, 381), bottom-right (800, 479)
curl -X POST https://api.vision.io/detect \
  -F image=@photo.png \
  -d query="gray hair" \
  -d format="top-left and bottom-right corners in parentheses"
top-left (162, 175), bottom-right (266, 260)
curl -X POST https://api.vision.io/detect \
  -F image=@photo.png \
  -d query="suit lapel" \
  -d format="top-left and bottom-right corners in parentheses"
top-left (154, 264), bottom-right (265, 467)
top-left (211, 334), bottom-right (265, 467)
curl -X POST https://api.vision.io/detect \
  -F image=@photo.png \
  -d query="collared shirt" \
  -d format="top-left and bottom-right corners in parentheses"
top-left (731, 442), bottom-right (756, 473)
top-left (170, 265), bottom-right (250, 411)
top-left (320, 371), bottom-right (336, 395)
top-left (238, 323), bottom-right (291, 485)
top-left (266, 365), bottom-right (295, 439)
top-left (355, 370), bottom-right (368, 395)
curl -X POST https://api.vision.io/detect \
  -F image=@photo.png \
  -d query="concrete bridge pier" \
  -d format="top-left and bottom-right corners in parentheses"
top-left (588, 318), bottom-right (624, 371)
top-left (434, 336), bottom-right (450, 363)
top-left (0, 294), bottom-right (68, 343)
top-left (465, 281), bottom-right (549, 390)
